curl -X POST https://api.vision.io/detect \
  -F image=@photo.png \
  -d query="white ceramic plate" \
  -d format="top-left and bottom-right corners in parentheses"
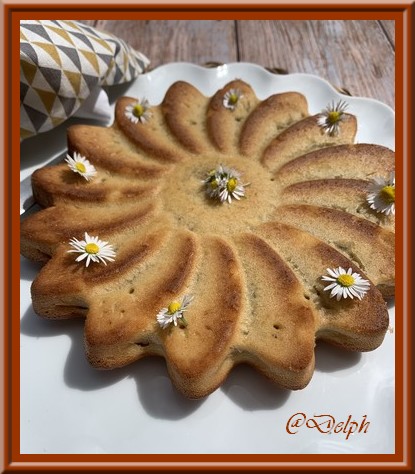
top-left (20, 62), bottom-right (395, 455)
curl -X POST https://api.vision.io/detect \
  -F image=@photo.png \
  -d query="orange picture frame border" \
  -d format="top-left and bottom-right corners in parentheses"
top-left (3, 2), bottom-right (413, 472)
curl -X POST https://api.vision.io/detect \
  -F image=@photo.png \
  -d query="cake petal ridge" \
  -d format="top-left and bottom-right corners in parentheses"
top-left (67, 124), bottom-right (169, 179)
top-left (280, 178), bottom-right (394, 231)
top-left (239, 91), bottom-right (309, 158)
top-left (275, 143), bottom-right (395, 188)
top-left (261, 114), bottom-right (357, 173)
top-left (254, 220), bottom-right (389, 352)
top-left (207, 80), bottom-right (259, 154)
top-left (161, 81), bottom-right (213, 155)
top-left (274, 204), bottom-right (395, 298)
top-left (115, 96), bottom-right (190, 164)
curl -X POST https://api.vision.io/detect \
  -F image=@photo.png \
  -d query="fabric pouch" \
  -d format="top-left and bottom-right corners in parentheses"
top-left (20, 20), bottom-right (150, 140)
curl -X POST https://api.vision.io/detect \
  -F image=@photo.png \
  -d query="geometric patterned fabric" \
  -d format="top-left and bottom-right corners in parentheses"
top-left (20, 20), bottom-right (150, 140)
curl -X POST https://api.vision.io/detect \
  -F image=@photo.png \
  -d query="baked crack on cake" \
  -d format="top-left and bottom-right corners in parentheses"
top-left (20, 79), bottom-right (395, 398)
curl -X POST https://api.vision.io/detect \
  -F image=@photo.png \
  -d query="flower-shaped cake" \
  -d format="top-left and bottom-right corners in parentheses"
top-left (21, 80), bottom-right (395, 398)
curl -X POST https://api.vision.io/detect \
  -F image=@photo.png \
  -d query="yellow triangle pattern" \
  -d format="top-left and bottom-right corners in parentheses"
top-left (79, 49), bottom-right (101, 75)
top-left (63, 20), bottom-right (83, 32)
top-left (89, 35), bottom-right (113, 53)
top-left (63, 70), bottom-right (82, 96)
top-left (21, 60), bottom-right (37, 84)
top-left (123, 51), bottom-right (128, 71)
top-left (33, 88), bottom-right (56, 113)
top-left (51, 116), bottom-right (65, 127)
top-left (32, 42), bottom-right (62, 68)
top-left (20, 128), bottom-right (34, 139)
top-left (44, 25), bottom-right (75, 47)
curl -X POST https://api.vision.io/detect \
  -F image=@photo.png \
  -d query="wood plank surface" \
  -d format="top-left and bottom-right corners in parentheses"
top-left (77, 20), bottom-right (97, 27)
top-left (237, 20), bottom-right (395, 108)
top-left (82, 20), bottom-right (394, 109)
top-left (95, 20), bottom-right (238, 67)
top-left (379, 20), bottom-right (395, 48)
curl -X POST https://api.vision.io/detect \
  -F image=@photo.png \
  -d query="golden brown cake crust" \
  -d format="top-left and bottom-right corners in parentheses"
top-left (20, 79), bottom-right (394, 398)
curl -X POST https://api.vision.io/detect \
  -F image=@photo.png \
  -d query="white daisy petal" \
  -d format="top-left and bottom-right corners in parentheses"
top-left (348, 287), bottom-right (360, 298)
top-left (327, 267), bottom-right (338, 278)
top-left (181, 294), bottom-right (193, 308)
top-left (75, 253), bottom-right (88, 262)
top-left (331, 285), bottom-right (341, 297)
top-left (322, 275), bottom-right (336, 282)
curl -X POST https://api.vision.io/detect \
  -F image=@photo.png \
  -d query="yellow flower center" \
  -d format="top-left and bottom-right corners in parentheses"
top-left (75, 162), bottom-right (86, 173)
top-left (168, 301), bottom-right (181, 314)
top-left (337, 274), bottom-right (355, 287)
top-left (85, 243), bottom-right (100, 254)
top-left (227, 177), bottom-right (238, 192)
top-left (133, 104), bottom-right (144, 117)
top-left (210, 179), bottom-right (218, 189)
top-left (380, 185), bottom-right (395, 203)
top-left (328, 111), bottom-right (341, 123)
top-left (229, 93), bottom-right (239, 105)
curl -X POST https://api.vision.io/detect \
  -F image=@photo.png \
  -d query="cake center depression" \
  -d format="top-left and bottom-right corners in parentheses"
top-left (160, 154), bottom-right (279, 235)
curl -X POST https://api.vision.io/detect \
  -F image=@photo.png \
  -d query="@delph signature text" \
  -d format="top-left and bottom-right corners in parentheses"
top-left (286, 413), bottom-right (370, 440)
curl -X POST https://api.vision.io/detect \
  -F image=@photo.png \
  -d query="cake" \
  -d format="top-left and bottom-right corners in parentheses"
top-left (20, 79), bottom-right (395, 398)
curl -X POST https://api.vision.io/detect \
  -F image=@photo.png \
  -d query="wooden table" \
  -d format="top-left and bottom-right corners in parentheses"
top-left (81, 20), bottom-right (395, 109)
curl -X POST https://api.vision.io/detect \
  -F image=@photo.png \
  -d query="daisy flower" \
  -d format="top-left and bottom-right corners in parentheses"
top-left (124, 98), bottom-right (152, 124)
top-left (203, 165), bottom-right (248, 203)
top-left (317, 100), bottom-right (348, 136)
top-left (366, 171), bottom-right (395, 216)
top-left (322, 267), bottom-right (370, 301)
top-left (203, 167), bottom-right (226, 200)
top-left (156, 294), bottom-right (193, 329)
top-left (218, 175), bottom-right (247, 203)
top-left (223, 88), bottom-right (243, 110)
top-left (203, 165), bottom-right (235, 199)
top-left (67, 232), bottom-right (116, 267)
top-left (65, 152), bottom-right (97, 181)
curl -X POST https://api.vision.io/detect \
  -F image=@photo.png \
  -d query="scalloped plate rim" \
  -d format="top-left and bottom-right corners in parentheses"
top-left (135, 61), bottom-right (395, 115)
